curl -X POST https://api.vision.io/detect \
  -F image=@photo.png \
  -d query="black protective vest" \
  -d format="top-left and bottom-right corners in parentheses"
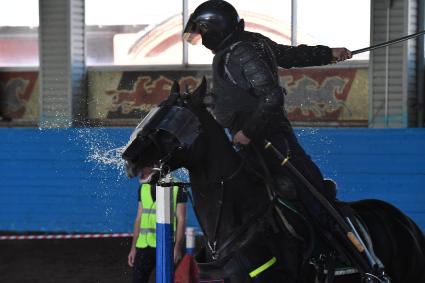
top-left (211, 43), bottom-right (258, 131)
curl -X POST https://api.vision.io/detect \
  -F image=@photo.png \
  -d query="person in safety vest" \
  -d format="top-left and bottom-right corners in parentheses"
top-left (127, 166), bottom-right (187, 283)
top-left (183, 1), bottom-right (389, 282)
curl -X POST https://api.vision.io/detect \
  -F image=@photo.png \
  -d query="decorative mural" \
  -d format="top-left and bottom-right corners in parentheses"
top-left (105, 75), bottom-right (201, 119)
top-left (0, 72), bottom-right (39, 122)
top-left (0, 67), bottom-right (368, 125)
top-left (88, 67), bottom-right (368, 125)
top-left (88, 70), bottom-right (210, 120)
top-left (281, 68), bottom-right (368, 122)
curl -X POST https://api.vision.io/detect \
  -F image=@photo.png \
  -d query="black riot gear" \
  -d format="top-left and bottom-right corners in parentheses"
top-left (184, 1), bottom-right (387, 280)
top-left (183, 0), bottom-right (242, 52)
top-left (211, 31), bottom-right (332, 142)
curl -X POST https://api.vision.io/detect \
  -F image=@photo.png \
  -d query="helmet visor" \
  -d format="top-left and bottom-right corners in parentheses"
top-left (183, 15), bottom-right (201, 45)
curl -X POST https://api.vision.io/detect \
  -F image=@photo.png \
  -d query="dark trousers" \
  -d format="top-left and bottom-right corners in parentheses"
top-left (133, 247), bottom-right (156, 283)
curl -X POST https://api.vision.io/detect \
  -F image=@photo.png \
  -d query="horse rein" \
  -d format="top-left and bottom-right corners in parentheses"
top-left (157, 159), bottom-right (251, 260)
top-left (251, 144), bottom-right (304, 242)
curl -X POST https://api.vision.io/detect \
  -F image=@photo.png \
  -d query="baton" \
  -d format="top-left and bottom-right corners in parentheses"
top-left (352, 30), bottom-right (425, 55)
top-left (263, 140), bottom-right (365, 253)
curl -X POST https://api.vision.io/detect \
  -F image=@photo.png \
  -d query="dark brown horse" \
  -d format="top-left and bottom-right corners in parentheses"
top-left (122, 79), bottom-right (425, 283)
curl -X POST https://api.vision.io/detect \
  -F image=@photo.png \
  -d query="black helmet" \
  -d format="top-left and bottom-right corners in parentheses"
top-left (183, 0), bottom-right (241, 52)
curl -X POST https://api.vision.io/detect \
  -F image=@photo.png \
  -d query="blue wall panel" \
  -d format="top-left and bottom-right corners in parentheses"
top-left (0, 128), bottom-right (424, 233)
top-left (0, 128), bottom-right (137, 233)
top-left (297, 128), bottom-right (425, 229)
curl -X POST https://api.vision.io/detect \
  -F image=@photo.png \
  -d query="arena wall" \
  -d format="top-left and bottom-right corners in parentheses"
top-left (0, 128), bottom-right (424, 233)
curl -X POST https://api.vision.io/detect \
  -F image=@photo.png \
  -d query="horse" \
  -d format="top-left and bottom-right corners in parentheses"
top-left (121, 78), bottom-right (425, 283)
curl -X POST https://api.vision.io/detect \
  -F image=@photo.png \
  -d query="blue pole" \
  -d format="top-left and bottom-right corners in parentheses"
top-left (156, 177), bottom-right (173, 283)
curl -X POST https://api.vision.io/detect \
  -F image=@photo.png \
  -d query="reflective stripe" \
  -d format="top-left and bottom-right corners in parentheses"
top-left (139, 228), bottom-right (156, 235)
top-left (142, 208), bottom-right (156, 214)
top-left (249, 257), bottom-right (277, 278)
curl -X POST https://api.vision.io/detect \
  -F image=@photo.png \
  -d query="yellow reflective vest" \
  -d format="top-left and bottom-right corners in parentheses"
top-left (136, 184), bottom-right (179, 248)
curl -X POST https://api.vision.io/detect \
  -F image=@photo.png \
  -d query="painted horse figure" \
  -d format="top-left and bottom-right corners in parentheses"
top-left (122, 79), bottom-right (425, 283)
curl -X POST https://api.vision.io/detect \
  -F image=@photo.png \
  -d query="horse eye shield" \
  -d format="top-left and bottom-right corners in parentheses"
top-left (122, 105), bottom-right (201, 164)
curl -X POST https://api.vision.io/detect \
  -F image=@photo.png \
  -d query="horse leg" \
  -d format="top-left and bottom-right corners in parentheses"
top-left (263, 228), bottom-right (303, 283)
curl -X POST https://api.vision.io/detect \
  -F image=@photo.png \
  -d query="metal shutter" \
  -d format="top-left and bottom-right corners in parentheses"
top-left (369, 0), bottom-right (418, 127)
top-left (39, 0), bottom-right (85, 127)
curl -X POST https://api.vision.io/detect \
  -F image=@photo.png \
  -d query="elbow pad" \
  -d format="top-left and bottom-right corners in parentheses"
top-left (256, 86), bottom-right (284, 112)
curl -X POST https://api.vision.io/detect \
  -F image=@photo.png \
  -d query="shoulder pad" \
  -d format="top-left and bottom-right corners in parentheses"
top-left (230, 42), bottom-right (258, 64)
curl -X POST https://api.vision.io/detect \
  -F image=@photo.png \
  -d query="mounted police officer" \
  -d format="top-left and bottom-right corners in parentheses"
top-left (183, 1), bottom-right (388, 281)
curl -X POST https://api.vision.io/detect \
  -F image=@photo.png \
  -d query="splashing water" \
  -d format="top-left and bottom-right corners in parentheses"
top-left (72, 128), bottom-right (128, 178)
top-left (70, 128), bottom-right (191, 182)
top-left (88, 145), bottom-right (126, 172)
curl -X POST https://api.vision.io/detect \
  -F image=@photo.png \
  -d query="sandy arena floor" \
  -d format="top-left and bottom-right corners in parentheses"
top-left (0, 236), bottom-right (133, 283)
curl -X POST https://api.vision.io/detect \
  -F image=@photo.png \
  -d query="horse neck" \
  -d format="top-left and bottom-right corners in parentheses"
top-left (193, 110), bottom-right (241, 180)
top-left (186, 109), bottom-right (263, 246)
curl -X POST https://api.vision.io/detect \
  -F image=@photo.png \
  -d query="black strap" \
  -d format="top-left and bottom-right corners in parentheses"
top-left (181, 161), bottom-right (272, 260)
top-left (183, 186), bottom-right (271, 261)
top-left (184, 188), bottom-right (210, 243)
top-left (326, 253), bottom-right (336, 283)
top-left (208, 160), bottom-right (246, 254)
top-left (211, 180), bottom-right (225, 253)
top-left (212, 204), bottom-right (271, 258)
top-left (159, 160), bottom-right (245, 259)
top-left (251, 143), bottom-right (304, 241)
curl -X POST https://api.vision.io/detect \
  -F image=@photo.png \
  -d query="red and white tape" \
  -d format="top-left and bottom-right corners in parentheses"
top-left (0, 233), bottom-right (132, 241)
